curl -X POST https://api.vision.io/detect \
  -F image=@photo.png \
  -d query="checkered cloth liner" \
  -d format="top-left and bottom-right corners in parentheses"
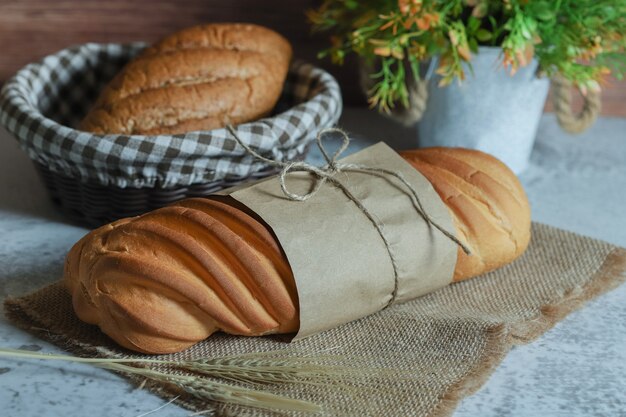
top-left (0, 43), bottom-right (342, 188)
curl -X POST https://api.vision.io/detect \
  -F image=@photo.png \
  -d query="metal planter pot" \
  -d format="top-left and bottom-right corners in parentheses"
top-left (418, 47), bottom-right (550, 174)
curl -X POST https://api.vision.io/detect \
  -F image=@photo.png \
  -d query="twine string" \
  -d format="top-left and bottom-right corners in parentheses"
top-left (226, 125), bottom-right (470, 305)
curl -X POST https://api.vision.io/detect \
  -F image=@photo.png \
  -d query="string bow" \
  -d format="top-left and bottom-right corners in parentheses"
top-left (226, 125), bottom-right (470, 305)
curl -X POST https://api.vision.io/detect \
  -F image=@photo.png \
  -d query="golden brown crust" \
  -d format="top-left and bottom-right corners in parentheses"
top-left (79, 24), bottom-right (292, 135)
top-left (64, 148), bottom-right (531, 353)
top-left (64, 198), bottom-right (299, 353)
top-left (400, 147), bottom-right (531, 281)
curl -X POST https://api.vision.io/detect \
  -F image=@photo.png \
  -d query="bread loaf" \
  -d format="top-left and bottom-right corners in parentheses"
top-left (79, 24), bottom-right (292, 135)
top-left (400, 147), bottom-right (531, 281)
top-left (64, 148), bottom-right (530, 353)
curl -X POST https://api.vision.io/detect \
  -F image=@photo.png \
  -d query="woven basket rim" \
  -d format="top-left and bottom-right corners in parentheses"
top-left (0, 42), bottom-right (343, 188)
top-left (2, 42), bottom-right (339, 140)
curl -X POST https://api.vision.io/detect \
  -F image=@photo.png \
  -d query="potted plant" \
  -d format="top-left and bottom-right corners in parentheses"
top-left (309, 0), bottom-right (626, 173)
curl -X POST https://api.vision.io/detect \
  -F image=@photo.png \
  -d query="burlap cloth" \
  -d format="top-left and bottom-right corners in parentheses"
top-left (4, 223), bottom-right (626, 417)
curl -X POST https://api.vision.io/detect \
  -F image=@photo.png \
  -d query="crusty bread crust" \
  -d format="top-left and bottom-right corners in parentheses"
top-left (64, 198), bottom-right (298, 353)
top-left (79, 24), bottom-right (292, 135)
top-left (400, 147), bottom-right (531, 281)
top-left (64, 148), bottom-right (531, 353)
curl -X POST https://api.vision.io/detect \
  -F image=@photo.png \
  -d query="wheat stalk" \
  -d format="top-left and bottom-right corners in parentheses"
top-left (0, 346), bottom-right (417, 413)
top-left (0, 346), bottom-right (422, 413)
top-left (0, 348), bottom-right (320, 412)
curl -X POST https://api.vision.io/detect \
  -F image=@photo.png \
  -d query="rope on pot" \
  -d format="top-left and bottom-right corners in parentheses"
top-left (550, 74), bottom-right (601, 134)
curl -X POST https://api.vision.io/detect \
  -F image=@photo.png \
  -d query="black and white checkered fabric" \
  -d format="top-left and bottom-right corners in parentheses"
top-left (0, 43), bottom-right (342, 188)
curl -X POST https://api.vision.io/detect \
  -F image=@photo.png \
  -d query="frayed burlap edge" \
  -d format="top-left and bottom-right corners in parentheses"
top-left (431, 248), bottom-right (626, 417)
top-left (4, 248), bottom-right (626, 417)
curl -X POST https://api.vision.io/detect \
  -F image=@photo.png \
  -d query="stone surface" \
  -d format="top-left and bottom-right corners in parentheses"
top-left (0, 111), bottom-right (625, 416)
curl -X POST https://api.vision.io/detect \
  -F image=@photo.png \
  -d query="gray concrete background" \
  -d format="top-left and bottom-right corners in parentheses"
top-left (0, 111), bottom-right (624, 416)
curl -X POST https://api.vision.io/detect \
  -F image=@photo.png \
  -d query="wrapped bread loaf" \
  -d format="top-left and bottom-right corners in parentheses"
top-left (400, 148), bottom-right (531, 281)
top-left (64, 147), bottom-right (530, 354)
top-left (79, 24), bottom-right (292, 134)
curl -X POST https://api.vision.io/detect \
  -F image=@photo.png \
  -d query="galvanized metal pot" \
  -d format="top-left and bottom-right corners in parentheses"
top-left (418, 47), bottom-right (550, 174)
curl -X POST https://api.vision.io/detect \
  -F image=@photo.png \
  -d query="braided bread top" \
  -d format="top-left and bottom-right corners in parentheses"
top-left (64, 198), bottom-right (298, 353)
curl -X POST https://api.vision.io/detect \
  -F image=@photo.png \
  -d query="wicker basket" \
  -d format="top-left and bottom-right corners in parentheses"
top-left (33, 162), bottom-right (284, 227)
top-left (0, 43), bottom-right (342, 227)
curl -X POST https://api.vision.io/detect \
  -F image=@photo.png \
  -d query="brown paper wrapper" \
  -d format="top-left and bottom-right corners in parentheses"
top-left (220, 142), bottom-right (458, 338)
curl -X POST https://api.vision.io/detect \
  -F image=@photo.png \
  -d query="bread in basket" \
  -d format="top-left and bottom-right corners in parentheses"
top-left (0, 37), bottom-right (342, 226)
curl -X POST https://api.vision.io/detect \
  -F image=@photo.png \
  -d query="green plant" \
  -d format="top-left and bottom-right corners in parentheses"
top-left (308, 0), bottom-right (626, 113)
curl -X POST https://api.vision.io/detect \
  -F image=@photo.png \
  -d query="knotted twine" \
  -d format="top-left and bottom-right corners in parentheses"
top-left (227, 125), bottom-right (470, 307)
